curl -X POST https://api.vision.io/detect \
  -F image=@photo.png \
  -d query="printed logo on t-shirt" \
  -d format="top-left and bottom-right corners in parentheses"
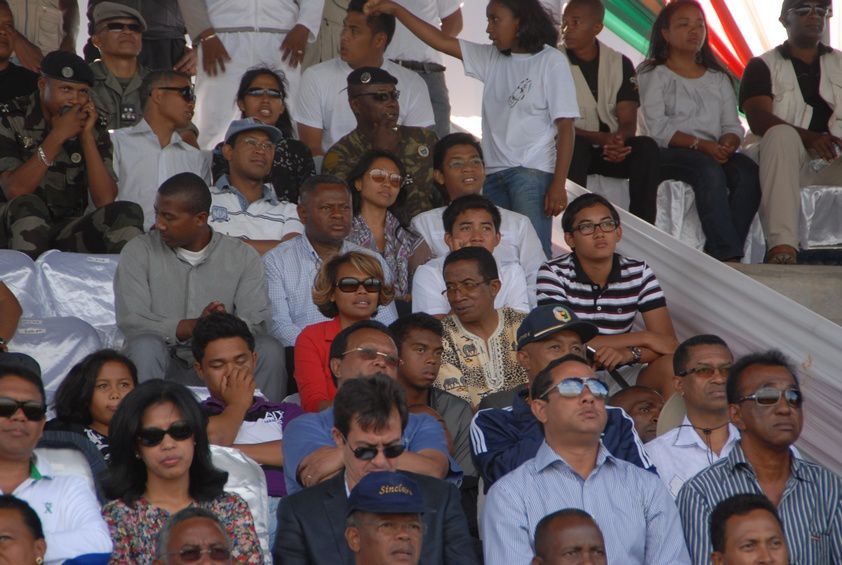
top-left (211, 205), bottom-right (230, 222)
top-left (508, 78), bottom-right (533, 108)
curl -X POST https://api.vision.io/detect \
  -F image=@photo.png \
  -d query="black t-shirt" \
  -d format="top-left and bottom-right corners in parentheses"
top-left (739, 42), bottom-right (833, 133)
top-left (566, 44), bottom-right (639, 132)
top-left (0, 63), bottom-right (38, 103)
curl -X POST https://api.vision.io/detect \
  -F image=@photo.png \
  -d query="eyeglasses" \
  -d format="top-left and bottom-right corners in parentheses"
top-left (540, 377), bottom-right (609, 400)
top-left (446, 157), bottom-right (484, 170)
top-left (737, 387), bottom-right (803, 408)
top-left (104, 22), bottom-right (143, 33)
top-left (137, 421), bottom-right (194, 447)
top-left (239, 137), bottom-right (276, 152)
top-left (570, 219), bottom-right (619, 235)
top-left (352, 90), bottom-right (401, 102)
top-left (677, 364), bottom-right (732, 378)
top-left (788, 5), bottom-right (831, 17)
top-left (441, 279), bottom-right (491, 296)
top-left (341, 347), bottom-right (402, 369)
top-left (368, 168), bottom-right (403, 188)
top-left (0, 397), bottom-right (46, 421)
top-left (153, 86), bottom-right (196, 103)
top-left (335, 277), bottom-right (382, 293)
top-left (341, 433), bottom-right (406, 461)
top-left (245, 87), bottom-right (283, 99)
top-left (171, 546), bottom-right (231, 563)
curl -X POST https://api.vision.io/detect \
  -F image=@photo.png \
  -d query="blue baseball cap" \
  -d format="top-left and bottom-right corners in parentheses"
top-left (347, 472), bottom-right (425, 516)
top-left (223, 118), bottom-right (283, 145)
top-left (516, 304), bottom-right (599, 350)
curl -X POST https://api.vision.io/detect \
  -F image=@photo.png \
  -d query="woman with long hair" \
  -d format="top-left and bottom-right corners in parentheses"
top-left (46, 349), bottom-right (138, 461)
top-left (294, 251), bottom-right (395, 412)
top-left (364, 0), bottom-right (578, 257)
top-left (211, 67), bottom-right (315, 203)
top-left (345, 149), bottom-right (427, 301)
top-left (102, 380), bottom-right (262, 563)
top-left (637, 0), bottom-right (760, 262)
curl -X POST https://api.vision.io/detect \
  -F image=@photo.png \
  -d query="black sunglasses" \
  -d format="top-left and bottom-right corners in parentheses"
top-left (335, 277), bottom-right (382, 293)
top-left (737, 387), bottom-right (803, 408)
top-left (171, 546), bottom-right (231, 562)
top-left (105, 22), bottom-right (143, 33)
top-left (153, 86), bottom-right (196, 103)
top-left (245, 87), bottom-right (282, 99)
top-left (341, 434), bottom-right (406, 461)
top-left (0, 397), bottom-right (46, 421)
top-left (137, 421), bottom-right (194, 447)
top-left (352, 90), bottom-right (400, 102)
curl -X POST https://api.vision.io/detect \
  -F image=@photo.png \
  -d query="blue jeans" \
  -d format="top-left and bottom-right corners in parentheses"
top-left (659, 149), bottom-right (761, 261)
top-left (484, 167), bottom-right (555, 257)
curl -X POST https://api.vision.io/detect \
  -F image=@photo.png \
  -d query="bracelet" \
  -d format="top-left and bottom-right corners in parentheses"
top-left (689, 137), bottom-right (700, 151)
top-left (628, 346), bottom-right (642, 365)
top-left (36, 146), bottom-right (53, 167)
top-left (199, 33), bottom-right (217, 43)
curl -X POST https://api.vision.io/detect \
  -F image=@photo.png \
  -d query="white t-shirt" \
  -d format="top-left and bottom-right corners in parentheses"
top-left (459, 40), bottom-right (579, 173)
top-left (412, 255), bottom-right (532, 316)
top-left (294, 58), bottom-right (435, 153)
top-left (385, 0), bottom-right (462, 63)
top-left (209, 180), bottom-right (303, 241)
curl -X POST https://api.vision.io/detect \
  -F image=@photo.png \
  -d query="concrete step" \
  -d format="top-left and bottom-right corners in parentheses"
top-left (732, 264), bottom-right (842, 327)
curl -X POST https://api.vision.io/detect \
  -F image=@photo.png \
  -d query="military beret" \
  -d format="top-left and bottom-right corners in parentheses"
top-left (347, 66), bottom-right (398, 89)
top-left (93, 1), bottom-right (148, 31)
top-left (41, 51), bottom-right (95, 87)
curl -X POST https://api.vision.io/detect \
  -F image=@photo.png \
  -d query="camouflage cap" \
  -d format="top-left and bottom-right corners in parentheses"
top-left (41, 51), bottom-right (95, 87)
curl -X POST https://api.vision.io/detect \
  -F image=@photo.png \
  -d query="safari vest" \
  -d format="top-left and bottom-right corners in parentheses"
top-left (8, 0), bottom-right (64, 54)
top-left (563, 42), bottom-right (625, 133)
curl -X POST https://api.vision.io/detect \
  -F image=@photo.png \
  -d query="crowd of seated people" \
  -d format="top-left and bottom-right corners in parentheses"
top-left (0, 0), bottom-right (840, 562)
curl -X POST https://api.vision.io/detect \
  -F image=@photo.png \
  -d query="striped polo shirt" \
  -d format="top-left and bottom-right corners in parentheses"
top-left (535, 253), bottom-right (666, 334)
top-left (676, 442), bottom-right (842, 565)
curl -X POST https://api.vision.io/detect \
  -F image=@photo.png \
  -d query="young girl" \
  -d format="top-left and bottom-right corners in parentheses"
top-left (365, 0), bottom-right (578, 256)
top-left (47, 349), bottom-right (138, 461)
top-left (102, 380), bottom-right (262, 563)
top-left (637, 0), bottom-right (760, 262)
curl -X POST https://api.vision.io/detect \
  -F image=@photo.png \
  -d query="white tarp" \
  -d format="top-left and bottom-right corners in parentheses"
top-left (558, 182), bottom-right (842, 476)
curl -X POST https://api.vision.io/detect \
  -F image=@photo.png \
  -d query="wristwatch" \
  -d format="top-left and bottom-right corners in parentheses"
top-left (628, 346), bottom-right (642, 365)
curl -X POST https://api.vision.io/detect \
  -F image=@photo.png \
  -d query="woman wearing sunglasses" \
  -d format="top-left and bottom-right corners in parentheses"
top-left (346, 150), bottom-right (428, 304)
top-left (294, 251), bottom-right (395, 412)
top-left (211, 67), bottom-right (315, 203)
top-left (45, 350), bottom-right (138, 462)
top-left (102, 380), bottom-right (262, 563)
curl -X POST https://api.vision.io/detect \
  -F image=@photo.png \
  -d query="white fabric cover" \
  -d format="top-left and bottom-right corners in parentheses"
top-left (210, 445), bottom-right (272, 564)
top-left (9, 317), bottom-right (102, 404)
top-left (800, 185), bottom-right (842, 248)
top-left (0, 250), bottom-right (45, 317)
top-left (560, 181), bottom-right (842, 477)
top-left (33, 447), bottom-right (96, 493)
top-left (35, 251), bottom-right (123, 348)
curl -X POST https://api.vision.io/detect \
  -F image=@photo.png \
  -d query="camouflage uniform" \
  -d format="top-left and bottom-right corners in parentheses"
top-left (322, 126), bottom-right (445, 226)
top-left (89, 60), bottom-right (149, 130)
top-left (0, 93), bottom-right (144, 259)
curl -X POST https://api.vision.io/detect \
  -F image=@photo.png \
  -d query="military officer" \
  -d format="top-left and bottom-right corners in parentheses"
top-left (0, 50), bottom-right (143, 259)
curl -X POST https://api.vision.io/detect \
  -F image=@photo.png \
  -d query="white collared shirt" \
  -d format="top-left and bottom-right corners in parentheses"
top-left (384, 0), bottom-right (461, 64)
top-left (210, 176), bottom-right (303, 241)
top-left (112, 119), bottom-right (212, 230)
top-left (645, 415), bottom-right (741, 498)
top-left (5, 456), bottom-right (112, 564)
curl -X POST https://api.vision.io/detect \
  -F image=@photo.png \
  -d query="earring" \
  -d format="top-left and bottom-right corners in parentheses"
top-left (36, 558), bottom-right (44, 565)
top-left (135, 452), bottom-right (141, 459)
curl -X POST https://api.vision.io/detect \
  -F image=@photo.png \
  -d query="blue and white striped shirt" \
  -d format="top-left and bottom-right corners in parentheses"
top-left (676, 441), bottom-right (842, 565)
top-left (481, 441), bottom-right (690, 565)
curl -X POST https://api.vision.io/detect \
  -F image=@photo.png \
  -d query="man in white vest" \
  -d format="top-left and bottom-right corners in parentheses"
top-left (560, 0), bottom-right (660, 225)
top-left (740, 0), bottom-right (842, 265)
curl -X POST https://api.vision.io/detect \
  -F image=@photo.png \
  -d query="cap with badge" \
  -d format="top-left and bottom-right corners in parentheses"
top-left (41, 51), bottom-right (95, 87)
top-left (93, 1), bottom-right (147, 31)
top-left (223, 118), bottom-right (283, 145)
top-left (347, 67), bottom-right (399, 89)
top-left (516, 304), bottom-right (599, 350)
top-left (347, 471), bottom-right (426, 516)
top-left (780, 0), bottom-right (831, 16)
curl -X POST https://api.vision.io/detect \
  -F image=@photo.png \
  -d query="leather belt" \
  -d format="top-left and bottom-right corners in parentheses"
top-left (391, 59), bottom-right (446, 73)
top-left (214, 27), bottom-right (290, 34)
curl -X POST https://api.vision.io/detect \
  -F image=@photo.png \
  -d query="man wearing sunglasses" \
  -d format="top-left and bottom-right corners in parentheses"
top-left (740, 0), bottom-right (842, 265)
top-left (645, 334), bottom-right (742, 498)
top-left (275, 374), bottom-right (478, 565)
top-left (296, 0), bottom-right (433, 156)
top-left (154, 506), bottom-right (233, 565)
top-left (0, 358), bottom-right (112, 562)
top-left (208, 118), bottom-right (302, 254)
top-left (483, 353), bottom-right (691, 564)
top-left (112, 69), bottom-right (210, 231)
top-left (323, 66), bottom-right (441, 225)
top-left (677, 350), bottom-right (842, 565)
top-left (282, 321), bottom-right (455, 497)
